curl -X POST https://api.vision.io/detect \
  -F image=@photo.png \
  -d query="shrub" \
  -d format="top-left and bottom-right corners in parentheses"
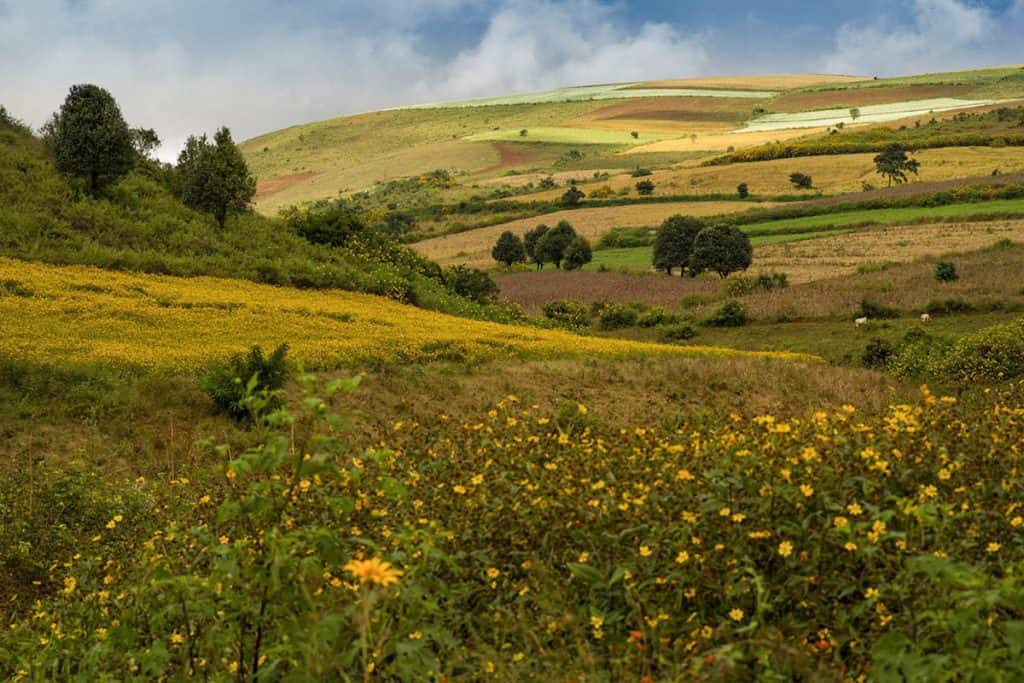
top-left (941, 319), bottom-right (1024, 382)
top-left (542, 300), bottom-right (591, 329)
top-left (560, 185), bottom-right (585, 206)
top-left (631, 167), bottom-right (652, 177)
top-left (859, 299), bottom-right (900, 319)
top-left (538, 176), bottom-right (557, 190)
top-left (925, 298), bottom-right (975, 315)
top-left (789, 172), bottom-right (813, 189)
top-left (598, 303), bottom-right (642, 330)
top-left (443, 265), bottom-right (499, 303)
top-left (934, 261), bottom-right (959, 282)
top-left (588, 185), bottom-right (615, 199)
top-left (737, 183), bottom-right (749, 198)
top-left (861, 338), bottom-right (894, 368)
top-left (637, 307), bottom-right (681, 328)
top-left (705, 300), bottom-right (749, 327)
top-left (659, 321), bottom-right (696, 342)
top-left (635, 180), bottom-right (655, 195)
top-left (722, 276), bottom-right (759, 297)
top-left (757, 272), bottom-right (789, 290)
top-left (202, 344), bottom-right (290, 421)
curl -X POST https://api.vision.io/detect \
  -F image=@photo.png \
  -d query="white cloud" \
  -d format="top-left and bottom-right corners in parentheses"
top-left (822, 0), bottom-right (1000, 76)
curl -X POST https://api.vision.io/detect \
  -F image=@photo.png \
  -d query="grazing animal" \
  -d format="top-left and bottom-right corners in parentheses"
top-left (920, 313), bottom-right (931, 323)
top-left (855, 317), bottom-right (868, 328)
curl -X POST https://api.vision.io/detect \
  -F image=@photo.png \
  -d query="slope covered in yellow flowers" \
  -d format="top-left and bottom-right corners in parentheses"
top-left (0, 258), bottom-right (818, 370)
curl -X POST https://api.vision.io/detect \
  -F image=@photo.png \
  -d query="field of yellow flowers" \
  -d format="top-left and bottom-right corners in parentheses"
top-left (0, 257), bottom-right (816, 370)
top-left (3, 377), bottom-right (1023, 680)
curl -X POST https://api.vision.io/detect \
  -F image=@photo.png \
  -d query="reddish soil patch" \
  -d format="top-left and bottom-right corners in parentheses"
top-left (495, 270), bottom-right (719, 314)
top-left (476, 143), bottom-right (536, 175)
top-left (770, 85), bottom-right (974, 113)
top-left (582, 97), bottom-right (758, 123)
top-left (254, 172), bottom-right (321, 202)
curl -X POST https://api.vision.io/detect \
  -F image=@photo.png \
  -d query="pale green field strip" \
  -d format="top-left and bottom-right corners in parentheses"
top-left (465, 126), bottom-right (681, 145)
top-left (400, 83), bottom-right (776, 110)
top-left (743, 200), bottom-right (1024, 233)
top-left (742, 98), bottom-right (1001, 132)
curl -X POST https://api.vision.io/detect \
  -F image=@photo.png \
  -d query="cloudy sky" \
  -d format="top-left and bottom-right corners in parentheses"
top-left (2, 0), bottom-right (1022, 159)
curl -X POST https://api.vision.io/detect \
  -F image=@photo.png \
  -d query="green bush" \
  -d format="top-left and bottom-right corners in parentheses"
top-left (635, 180), bottom-right (655, 196)
top-left (861, 338), bottom-right (894, 368)
top-left (636, 307), bottom-right (682, 328)
top-left (925, 298), bottom-right (976, 315)
top-left (542, 300), bottom-right (591, 329)
top-left (859, 299), bottom-right (900, 319)
top-left (598, 303), bottom-right (642, 330)
top-left (705, 300), bottom-right (749, 327)
top-left (659, 321), bottom-right (696, 342)
top-left (202, 344), bottom-right (290, 421)
top-left (934, 261), bottom-right (959, 282)
top-left (941, 319), bottom-right (1024, 382)
top-left (442, 265), bottom-right (499, 304)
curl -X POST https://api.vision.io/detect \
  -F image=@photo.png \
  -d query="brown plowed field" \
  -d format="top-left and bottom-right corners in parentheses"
top-left (769, 85), bottom-right (975, 112)
top-left (496, 270), bottom-right (719, 313)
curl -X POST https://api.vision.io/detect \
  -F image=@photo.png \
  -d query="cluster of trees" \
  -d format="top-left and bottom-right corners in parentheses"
top-left (652, 215), bottom-right (752, 278)
top-left (492, 220), bottom-right (592, 270)
top-left (43, 83), bottom-right (255, 227)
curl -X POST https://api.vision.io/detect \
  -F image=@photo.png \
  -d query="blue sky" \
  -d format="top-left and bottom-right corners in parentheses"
top-left (1, 0), bottom-right (1021, 159)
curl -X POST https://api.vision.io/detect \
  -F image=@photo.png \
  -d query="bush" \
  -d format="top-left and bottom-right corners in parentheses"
top-left (861, 338), bottom-right (894, 368)
top-left (941, 319), bottom-right (1024, 382)
top-left (789, 172), bottom-right (813, 189)
top-left (934, 261), bottom-right (959, 282)
top-left (705, 300), bottom-right (749, 327)
top-left (635, 180), bottom-right (655, 195)
top-left (721, 276), bottom-right (760, 297)
top-left (598, 303), bottom-right (642, 330)
top-left (757, 272), bottom-right (789, 290)
top-left (925, 298), bottom-right (976, 315)
top-left (631, 167), bottom-right (652, 177)
top-left (859, 299), bottom-right (900, 319)
top-left (659, 321), bottom-right (696, 342)
top-left (443, 265), bottom-right (499, 303)
top-left (588, 185), bottom-right (615, 199)
top-left (560, 185), bottom-right (585, 206)
top-left (542, 300), bottom-right (591, 329)
top-left (637, 307), bottom-right (682, 328)
top-left (737, 183), bottom-right (749, 199)
top-left (202, 344), bottom-right (290, 421)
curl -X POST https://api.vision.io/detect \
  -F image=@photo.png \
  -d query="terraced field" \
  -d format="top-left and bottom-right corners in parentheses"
top-left (742, 97), bottom-right (1001, 132)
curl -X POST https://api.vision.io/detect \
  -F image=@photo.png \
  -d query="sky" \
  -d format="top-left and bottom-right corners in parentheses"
top-left (1, 0), bottom-right (1022, 160)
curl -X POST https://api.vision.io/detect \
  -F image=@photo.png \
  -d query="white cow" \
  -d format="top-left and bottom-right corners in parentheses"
top-left (855, 317), bottom-right (868, 328)
top-left (920, 313), bottom-right (931, 323)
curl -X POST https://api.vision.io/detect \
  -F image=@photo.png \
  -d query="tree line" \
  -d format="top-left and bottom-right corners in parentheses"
top-left (492, 220), bottom-right (593, 270)
top-left (41, 83), bottom-right (255, 227)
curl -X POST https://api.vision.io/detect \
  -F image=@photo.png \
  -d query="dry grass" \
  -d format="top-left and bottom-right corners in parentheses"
top-left (753, 220), bottom-right (1024, 284)
top-left (570, 96), bottom-right (758, 134)
top-left (632, 75), bottom-right (870, 91)
top-left (412, 201), bottom-right (772, 267)
top-left (495, 270), bottom-right (720, 314)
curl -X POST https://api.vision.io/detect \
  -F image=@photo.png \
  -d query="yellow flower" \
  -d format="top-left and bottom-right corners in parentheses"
top-left (486, 567), bottom-right (500, 579)
top-left (344, 558), bottom-right (403, 587)
top-left (847, 503), bottom-right (863, 516)
top-left (639, 545), bottom-right (653, 557)
top-left (675, 550), bottom-right (690, 565)
top-left (799, 484), bottom-right (814, 497)
top-left (408, 631), bottom-right (422, 640)
top-left (170, 632), bottom-right (185, 644)
top-left (577, 551), bottom-right (589, 563)
top-left (778, 541), bottom-right (793, 558)
top-left (452, 485), bottom-right (467, 495)
top-left (577, 403), bottom-right (588, 415)
top-left (833, 516), bottom-right (849, 528)
top-left (987, 542), bottom-right (1001, 553)
top-left (676, 469), bottom-right (694, 481)
top-left (729, 608), bottom-right (744, 622)
top-left (865, 587), bottom-right (879, 600)
top-left (61, 577), bottom-right (77, 595)
top-left (937, 468), bottom-right (951, 481)
top-left (1012, 516), bottom-right (1023, 527)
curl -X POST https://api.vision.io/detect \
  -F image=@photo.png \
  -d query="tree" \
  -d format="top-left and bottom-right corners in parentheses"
top-left (789, 172), bottom-right (813, 189)
top-left (561, 184), bottom-right (585, 207)
top-left (690, 225), bottom-right (753, 278)
top-left (636, 180), bottom-right (655, 195)
top-left (562, 236), bottom-right (593, 271)
top-left (630, 131), bottom-right (639, 139)
top-left (492, 230), bottom-right (526, 267)
top-left (534, 220), bottom-right (576, 269)
top-left (178, 127), bottom-right (257, 228)
top-left (130, 128), bottom-right (161, 161)
top-left (737, 183), bottom-right (749, 199)
top-left (652, 215), bottom-right (705, 275)
top-left (51, 84), bottom-right (135, 195)
top-left (873, 143), bottom-right (920, 187)
top-left (524, 224), bottom-right (549, 269)
top-left (443, 265), bottom-right (498, 303)
top-left (850, 107), bottom-right (861, 121)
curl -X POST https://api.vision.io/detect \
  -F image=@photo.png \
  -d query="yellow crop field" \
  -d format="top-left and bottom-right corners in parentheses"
top-left (634, 74), bottom-right (870, 90)
top-left (0, 259), bottom-right (817, 370)
top-left (625, 126), bottom-right (829, 154)
top-left (413, 201), bottom-right (771, 267)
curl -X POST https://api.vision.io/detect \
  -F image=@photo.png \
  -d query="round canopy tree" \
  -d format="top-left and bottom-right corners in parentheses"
top-left (52, 84), bottom-right (135, 196)
top-left (534, 220), bottom-right (577, 269)
top-left (690, 225), bottom-right (753, 278)
top-left (652, 215), bottom-right (705, 275)
top-left (492, 230), bottom-right (526, 267)
top-left (562, 236), bottom-right (593, 271)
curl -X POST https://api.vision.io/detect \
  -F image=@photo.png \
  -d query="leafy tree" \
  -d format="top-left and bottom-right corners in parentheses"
top-left (291, 201), bottom-right (365, 247)
top-left (562, 236), bottom-right (593, 271)
top-left (130, 128), bottom-right (161, 161)
top-left (535, 220), bottom-right (577, 269)
top-left (737, 183), bottom-right (749, 199)
top-left (561, 184), bottom-right (585, 206)
top-left (630, 131), bottom-right (639, 139)
top-left (690, 225), bottom-right (753, 278)
top-left (850, 107), bottom-right (861, 121)
top-left (635, 180), bottom-right (655, 195)
top-left (178, 127), bottom-right (256, 228)
top-left (934, 261), bottom-right (959, 282)
top-left (874, 143), bottom-right (920, 187)
top-left (492, 230), bottom-right (526, 267)
top-left (652, 215), bottom-right (704, 275)
top-left (789, 172), bottom-right (813, 189)
top-left (538, 177), bottom-right (557, 190)
top-left (442, 265), bottom-right (498, 303)
top-left (51, 84), bottom-right (135, 195)
top-left (524, 224), bottom-right (549, 269)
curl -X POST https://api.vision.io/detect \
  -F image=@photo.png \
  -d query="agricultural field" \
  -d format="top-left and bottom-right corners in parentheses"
top-left (742, 97), bottom-right (1001, 132)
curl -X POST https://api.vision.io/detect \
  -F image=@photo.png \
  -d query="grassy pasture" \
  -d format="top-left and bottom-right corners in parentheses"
top-left (466, 126), bottom-right (679, 145)
top-left (412, 201), bottom-right (771, 267)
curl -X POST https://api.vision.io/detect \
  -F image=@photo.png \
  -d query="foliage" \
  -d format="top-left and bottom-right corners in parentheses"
top-left (635, 180), bottom-right (655, 196)
top-left (562, 236), bottom-right (593, 271)
top-left (659, 321), bottom-right (697, 342)
top-left (631, 168), bottom-right (652, 177)
top-left (202, 344), bottom-right (291, 421)
top-left (524, 224), bottom-right (550, 267)
top-left (789, 172), bottom-right (813, 189)
top-left (934, 261), bottom-right (959, 282)
top-left (290, 200), bottom-right (366, 247)
top-left (491, 230), bottom-right (527, 267)
top-left (873, 143), bottom-right (920, 187)
top-left (636, 307), bottom-right (682, 328)
top-left (690, 225), bottom-right (753, 279)
top-left (177, 127), bottom-right (257, 228)
top-left (51, 84), bottom-right (136, 196)
top-left (542, 300), bottom-right (592, 329)
top-left (442, 265), bottom-right (499, 304)
top-left (535, 221), bottom-right (578, 269)
top-left (859, 300), bottom-right (900, 320)
top-left (652, 215), bottom-right (704, 275)
top-left (598, 302), bottom-right (642, 330)
top-left (705, 300), bottom-right (749, 327)
top-left (940, 318), bottom-right (1024, 383)
top-left (561, 185), bottom-right (585, 207)
top-left (861, 338), bottom-right (894, 369)
top-left (736, 183), bottom-right (749, 199)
